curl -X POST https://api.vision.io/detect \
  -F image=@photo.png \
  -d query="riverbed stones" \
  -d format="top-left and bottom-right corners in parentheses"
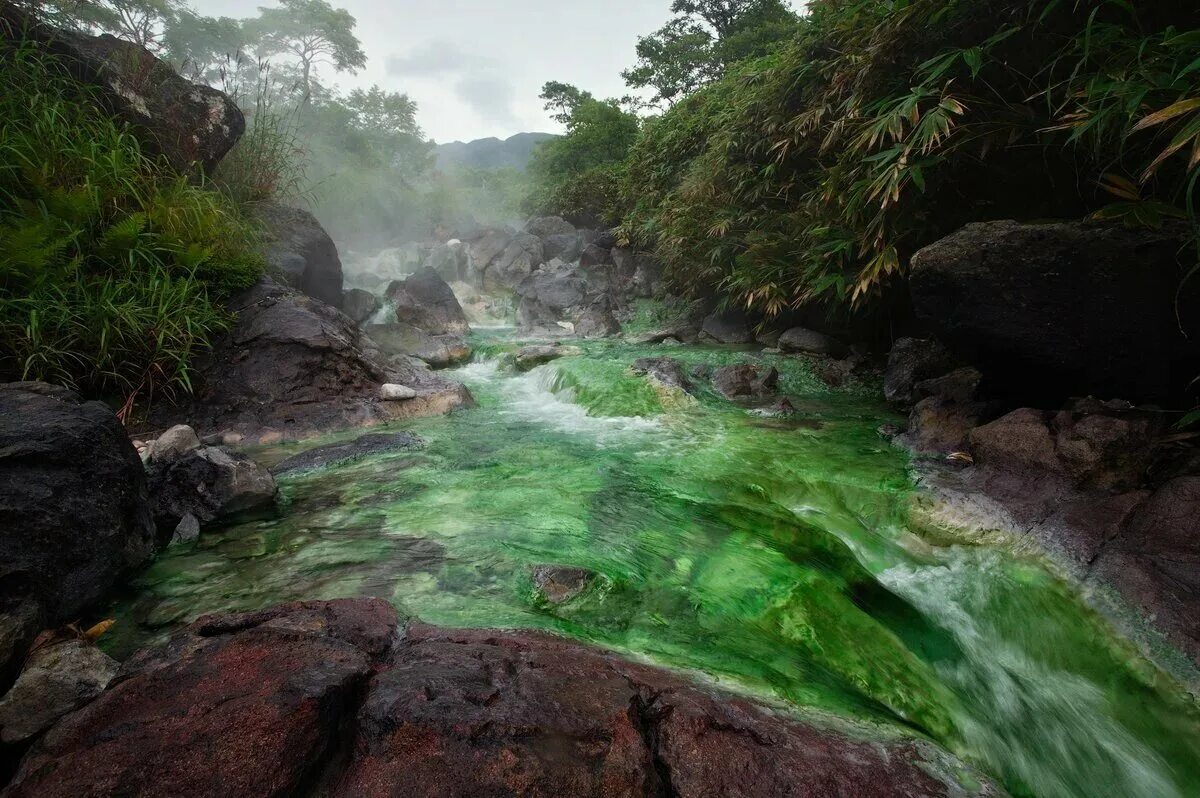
top-left (0, 637), bottom-right (118, 744)
top-left (0, 382), bottom-right (155, 690)
top-left (530, 565), bottom-right (596, 604)
top-left (632, 356), bottom-right (695, 395)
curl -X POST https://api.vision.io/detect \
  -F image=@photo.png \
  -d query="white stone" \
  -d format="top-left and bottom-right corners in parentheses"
top-left (380, 383), bottom-right (417, 401)
top-left (148, 424), bottom-right (200, 463)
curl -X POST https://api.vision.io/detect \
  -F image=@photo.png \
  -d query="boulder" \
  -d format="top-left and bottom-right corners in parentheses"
top-left (255, 203), bottom-right (345, 309)
top-left (542, 232), bottom-right (584, 263)
top-left (145, 445), bottom-right (277, 536)
top-left (485, 232), bottom-right (545, 290)
top-left (272, 431), bottom-right (425, 475)
top-left (779, 327), bottom-right (849, 358)
top-left (632, 357), bottom-right (695, 395)
top-left (910, 220), bottom-right (1200, 403)
top-left (524, 216), bottom-right (576, 239)
top-left (884, 338), bottom-right (958, 404)
top-left (341, 288), bottom-right (380, 325)
top-left (898, 397), bottom-right (982, 456)
top-left (516, 265), bottom-right (621, 337)
top-left (711, 363), bottom-right (779, 400)
top-left (366, 323), bottom-right (472, 369)
top-left (514, 344), bottom-right (574, 372)
top-left (0, 5), bottom-right (243, 175)
top-left (5, 601), bottom-right (998, 798)
top-left (466, 228), bottom-right (514, 284)
top-left (0, 383), bottom-right (155, 688)
top-left (0, 637), bottom-right (118, 744)
top-left (145, 424), bottom-right (200, 463)
top-left (4, 600), bottom-right (399, 798)
top-left (164, 279), bottom-right (472, 443)
top-left (385, 268), bottom-right (469, 336)
top-left (530, 565), bottom-right (595, 604)
top-left (700, 310), bottom-right (755, 344)
top-left (578, 242), bottom-right (611, 269)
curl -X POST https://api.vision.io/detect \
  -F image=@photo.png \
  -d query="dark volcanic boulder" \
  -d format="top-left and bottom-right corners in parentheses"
top-left (485, 232), bottom-right (545, 290)
top-left (365, 323), bottom-right (472, 369)
top-left (712, 363), bottom-right (779, 400)
top-left (7, 601), bottom-right (997, 798)
top-left (145, 445), bottom-right (277, 537)
top-left (779, 327), bottom-right (849, 358)
top-left (0, 383), bottom-right (155, 689)
top-left (256, 203), bottom-right (344, 309)
top-left (700, 309), bottom-right (755, 344)
top-left (525, 216), bottom-right (576, 240)
top-left (910, 220), bottom-right (1200, 403)
top-left (632, 356), bottom-right (695, 395)
top-left (342, 288), bottom-right (380, 325)
top-left (385, 268), bottom-right (469, 336)
top-left (0, 5), bottom-right (243, 175)
top-left (516, 264), bottom-right (621, 337)
top-left (885, 338), bottom-right (959, 405)
top-left (168, 279), bottom-right (472, 443)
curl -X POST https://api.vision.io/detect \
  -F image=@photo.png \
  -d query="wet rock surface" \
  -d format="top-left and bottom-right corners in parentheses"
top-left (256, 204), bottom-right (345, 309)
top-left (5, 600), bottom-right (996, 797)
top-left (0, 383), bottom-right (155, 688)
top-left (530, 565), bottom-right (596, 604)
top-left (164, 279), bottom-right (472, 443)
top-left (273, 431), bottom-right (426, 475)
top-left (342, 288), bottom-right (381, 325)
top-left (632, 356), bottom-right (695, 395)
top-left (711, 363), bottom-right (780, 400)
top-left (145, 443), bottom-right (277, 537)
top-left (514, 344), bottom-right (576, 372)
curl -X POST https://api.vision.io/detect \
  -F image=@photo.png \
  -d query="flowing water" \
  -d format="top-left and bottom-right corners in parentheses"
top-left (105, 327), bottom-right (1200, 798)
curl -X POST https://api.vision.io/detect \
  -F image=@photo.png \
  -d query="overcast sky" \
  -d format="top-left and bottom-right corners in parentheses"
top-left (190, 0), bottom-right (692, 143)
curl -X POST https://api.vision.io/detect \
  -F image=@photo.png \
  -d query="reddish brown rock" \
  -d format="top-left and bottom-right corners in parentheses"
top-left (334, 624), bottom-right (994, 798)
top-left (4, 599), bottom-right (398, 798)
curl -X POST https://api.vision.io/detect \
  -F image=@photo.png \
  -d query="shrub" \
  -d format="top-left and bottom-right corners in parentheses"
top-left (0, 38), bottom-right (263, 413)
top-left (620, 0), bottom-right (1200, 317)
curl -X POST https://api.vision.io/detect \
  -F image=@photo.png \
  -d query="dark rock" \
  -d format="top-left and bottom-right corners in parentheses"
top-left (0, 638), bottom-right (118, 744)
top-left (0, 5), bottom-right (243, 175)
top-left (171, 513), bottom-right (200, 545)
top-left (779, 327), bottom-right (849, 357)
top-left (590, 229), bottom-right (619, 249)
top-left (884, 338), bottom-right (958, 405)
top-left (579, 242), bottom-right (611, 269)
top-left (385, 268), bottom-right (469, 337)
top-left (915, 367), bottom-right (983, 405)
top-left (333, 624), bottom-right (995, 798)
top-left (712, 363), bottom-right (779, 400)
top-left (255, 203), bottom-right (344, 309)
top-left (542, 231), bottom-right (584, 262)
top-left (4, 599), bottom-right (399, 798)
top-left (899, 397), bottom-right (982, 456)
top-left (700, 310), bottom-right (755, 344)
top-left (482, 232), bottom-right (544, 291)
top-left (273, 431), bottom-right (425, 475)
top-left (910, 220), bottom-right (1200, 403)
top-left (632, 357), bottom-right (694, 395)
top-left (366, 323), bottom-right (472, 369)
top-left (530, 565), bottom-right (595, 604)
top-left (514, 344), bottom-right (574, 372)
top-left (342, 288), bottom-right (380, 325)
top-left (1090, 477), bottom-right (1200, 662)
top-left (165, 279), bottom-right (472, 443)
top-left (516, 265), bottom-right (621, 337)
top-left (525, 216), bottom-right (576, 240)
top-left (145, 445), bottom-right (277, 536)
top-left (466, 228), bottom-right (514, 284)
top-left (7, 602), bottom-right (996, 798)
top-left (0, 383), bottom-right (155, 688)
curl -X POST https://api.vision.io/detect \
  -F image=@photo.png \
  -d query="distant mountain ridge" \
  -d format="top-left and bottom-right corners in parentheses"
top-left (435, 132), bottom-right (558, 172)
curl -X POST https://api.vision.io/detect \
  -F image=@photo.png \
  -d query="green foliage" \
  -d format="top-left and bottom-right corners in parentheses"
top-left (527, 92), bottom-right (640, 224)
top-left (623, 0), bottom-right (799, 107)
top-left (0, 40), bottom-right (262, 409)
top-left (245, 0), bottom-right (365, 101)
top-left (620, 0), bottom-right (1200, 317)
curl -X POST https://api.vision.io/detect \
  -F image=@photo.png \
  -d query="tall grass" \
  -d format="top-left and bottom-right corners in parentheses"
top-left (0, 36), bottom-right (263, 413)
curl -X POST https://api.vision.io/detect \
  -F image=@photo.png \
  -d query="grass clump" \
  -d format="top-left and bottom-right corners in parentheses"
top-left (0, 38), bottom-right (263, 413)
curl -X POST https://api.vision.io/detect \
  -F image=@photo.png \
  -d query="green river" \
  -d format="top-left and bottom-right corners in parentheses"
top-left (105, 326), bottom-right (1200, 798)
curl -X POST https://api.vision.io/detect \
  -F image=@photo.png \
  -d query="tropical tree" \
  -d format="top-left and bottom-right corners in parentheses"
top-left (540, 81), bottom-right (595, 125)
top-left (162, 10), bottom-right (246, 81)
top-left (247, 0), bottom-right (365, 103)
top-left (623, 0), bottom-right (798, 106)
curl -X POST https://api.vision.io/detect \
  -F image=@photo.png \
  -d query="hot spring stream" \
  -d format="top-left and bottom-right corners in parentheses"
top-left (105, 330), bottom-right (1200, 797)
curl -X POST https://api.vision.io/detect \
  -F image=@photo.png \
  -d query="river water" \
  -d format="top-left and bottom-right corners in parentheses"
top-left (105, 328), bottom-right (1200, 797)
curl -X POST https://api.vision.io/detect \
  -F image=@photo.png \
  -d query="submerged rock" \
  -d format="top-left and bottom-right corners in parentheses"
top-left (5, 600), bottom-right (997, 797)
top-left (632, 356), bottom-right (695, 395)
top-left (530, 565), bottom-right (596, 604)
top-left (272, 431), bottom-right (425, 475)
top-left (0, 637), bottom-right (118, 744)
top-left (711, 363), bottom-right (779, 400)
top-left (514, 344), bottom-right (574, 372)
top-left (0, 382), bottom-right (155, 688)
